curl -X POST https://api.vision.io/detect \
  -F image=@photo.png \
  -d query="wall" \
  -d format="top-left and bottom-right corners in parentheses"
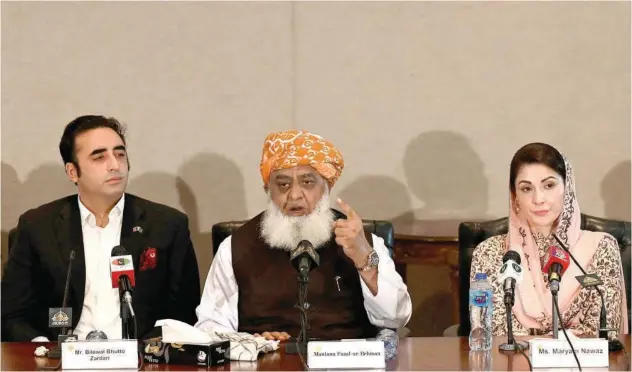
top-left (2, 1), bottom-right (629, 336)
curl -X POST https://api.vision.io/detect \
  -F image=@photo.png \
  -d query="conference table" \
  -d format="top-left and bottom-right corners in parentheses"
top-left (2, 335), bottom-right (630, 371)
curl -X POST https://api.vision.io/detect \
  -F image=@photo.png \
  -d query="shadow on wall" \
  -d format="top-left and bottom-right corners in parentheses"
top-left (394, 131), bottom-right (493, 337)
top-left (129, 153), bottom-right (248, 290)
top-left (336, 175), bottom-right (412, 221)
top-left (1, 163), bottom-right (20, 267)
top-left (601, 160), bottom-right (631, 221)
top-left (396, 130), bottom-right (491, 224)
top-left (177, 153), bottom-right (247, 289)
top-left (1, 162), bottom-right (75, 268)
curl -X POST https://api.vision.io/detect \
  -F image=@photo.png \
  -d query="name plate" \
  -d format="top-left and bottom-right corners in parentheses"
top-left (529, 338), bottom-right (608, 368)
top-left (61, 340), bottom-right (138, 370)
top-left (307, 340), bottom-right (385, 370)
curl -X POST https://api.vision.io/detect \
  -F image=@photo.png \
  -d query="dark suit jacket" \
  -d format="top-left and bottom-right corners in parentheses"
top-left (1, 193), bottom-right (201, 341)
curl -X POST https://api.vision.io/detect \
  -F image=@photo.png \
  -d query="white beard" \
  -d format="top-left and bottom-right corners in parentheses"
top-left (260, 193), bottom-right (335, 251)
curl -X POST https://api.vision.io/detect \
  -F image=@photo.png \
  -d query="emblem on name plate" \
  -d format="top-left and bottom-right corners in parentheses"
top-left (48, 307), bottom-right (72, 327)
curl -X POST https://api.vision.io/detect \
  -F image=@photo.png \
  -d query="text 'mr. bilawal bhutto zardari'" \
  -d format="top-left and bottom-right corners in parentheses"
top-left (194, 130), bottom-right (412, 341)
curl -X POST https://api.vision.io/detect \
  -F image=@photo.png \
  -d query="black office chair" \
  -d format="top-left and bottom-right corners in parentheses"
top-left (7, 227), bottom-right (17, 254)
top-left (2, 228), bottom-right (17, 341)
top-left (455, 214), bottom-right (631, 336)
top-left (211, 217), bottom-right (395, 258)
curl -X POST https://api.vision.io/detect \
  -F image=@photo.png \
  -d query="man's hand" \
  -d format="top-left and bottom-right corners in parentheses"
top-left (254, 331), bottom-right (291, 341)
top-left (333, 198), bottom-right (372, 268)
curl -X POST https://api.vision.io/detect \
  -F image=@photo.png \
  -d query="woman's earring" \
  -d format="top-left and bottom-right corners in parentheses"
top-left (515, 201), bottom-right (520, 213)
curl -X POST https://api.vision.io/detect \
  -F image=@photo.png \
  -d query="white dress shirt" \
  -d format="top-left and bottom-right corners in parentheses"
top-left (33, 195), bottom-right (126, 342)
top-left (195, 234), bottom-right (412, 333)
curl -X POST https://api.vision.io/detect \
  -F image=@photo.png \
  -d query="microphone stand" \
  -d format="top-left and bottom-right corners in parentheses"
top-left (552, 289), bottom-right (582, 371)
top-left (119, 277), bottom-right (136, 340)
top-left (287, 243), bottom-right (318, 365)
top-left (499, 293), bottom-right (528, 352)
top-left (286, 269), bottom-right (311, 363)
top-left (297, 272), bottom-right (310, 354)
top-left (121, 296), bottom-right (132, 339)
top-left (548, 275), bottom-right (562, 340)
top-left (48, 251), bottom-right (76, 359)
top-left (552, 293), bottom-right (560, 340)
top-left (552, 235), bottom-right (622, 350)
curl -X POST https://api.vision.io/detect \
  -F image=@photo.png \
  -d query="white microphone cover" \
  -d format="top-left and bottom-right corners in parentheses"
top-left (497, 259), bottom-right (523, 283)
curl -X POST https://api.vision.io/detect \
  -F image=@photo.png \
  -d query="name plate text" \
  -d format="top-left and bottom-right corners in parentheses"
top-left (61, 340), bottom-right (138, 370)
top-left (529, 338), bottom-right (608, 368)
top-left (307, 340), bottom-right (385, 370)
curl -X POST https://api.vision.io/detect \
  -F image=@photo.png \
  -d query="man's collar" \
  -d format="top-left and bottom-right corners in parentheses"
top-left (78, 194), bottom-right (125, 227)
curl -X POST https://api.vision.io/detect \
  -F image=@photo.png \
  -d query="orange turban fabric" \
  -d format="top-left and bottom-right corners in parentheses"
top-left (260, 130), bottom-right (344, 187)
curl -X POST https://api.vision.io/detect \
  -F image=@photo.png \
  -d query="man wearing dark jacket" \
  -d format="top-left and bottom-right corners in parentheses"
top-left (2, 115), bottom-right (200, 341)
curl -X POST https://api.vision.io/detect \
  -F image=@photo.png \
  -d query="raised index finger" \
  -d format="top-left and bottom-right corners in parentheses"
top-left (336, 197), bottom-right (359, 220)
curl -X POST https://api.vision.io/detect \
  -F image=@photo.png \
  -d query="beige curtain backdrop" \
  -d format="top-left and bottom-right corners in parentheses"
top-left (2, 1), bottom-right (630, 336)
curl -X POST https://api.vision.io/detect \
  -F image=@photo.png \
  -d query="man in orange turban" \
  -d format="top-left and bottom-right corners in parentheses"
top-left (260, 130), bottom-right (344, 189)
top-left (195, 130), bottom-right (411, 343)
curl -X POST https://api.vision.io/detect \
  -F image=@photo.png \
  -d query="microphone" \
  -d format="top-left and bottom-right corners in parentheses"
top-left (60, 250), bottom-right (75, 333)
top-left (290, 240), bottom-right (320, 277)
top-left (110, 245), bottom-right (136, 339)
top-left (498, 251), bottom-right (523, 306)
top-left (110, 245), bottom-right (135, 296)
top-left (86, 330), bottom-right (108, 341)
top-left (47, 250), bottom-right (76, 359)
top-left (497, 250), bottom-right (529, 352)
top-left (541, 245), bottom-right (570, 294)
top-left (552, 235), bottom-right (622, 349)
top-left (541, 240), bottom-right (584, 371)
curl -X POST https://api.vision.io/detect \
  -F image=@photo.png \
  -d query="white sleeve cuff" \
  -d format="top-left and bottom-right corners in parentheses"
top-left (360, 268), bottom-right (400, 313)
top-left (359, 234), bottom-right (412, 329)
